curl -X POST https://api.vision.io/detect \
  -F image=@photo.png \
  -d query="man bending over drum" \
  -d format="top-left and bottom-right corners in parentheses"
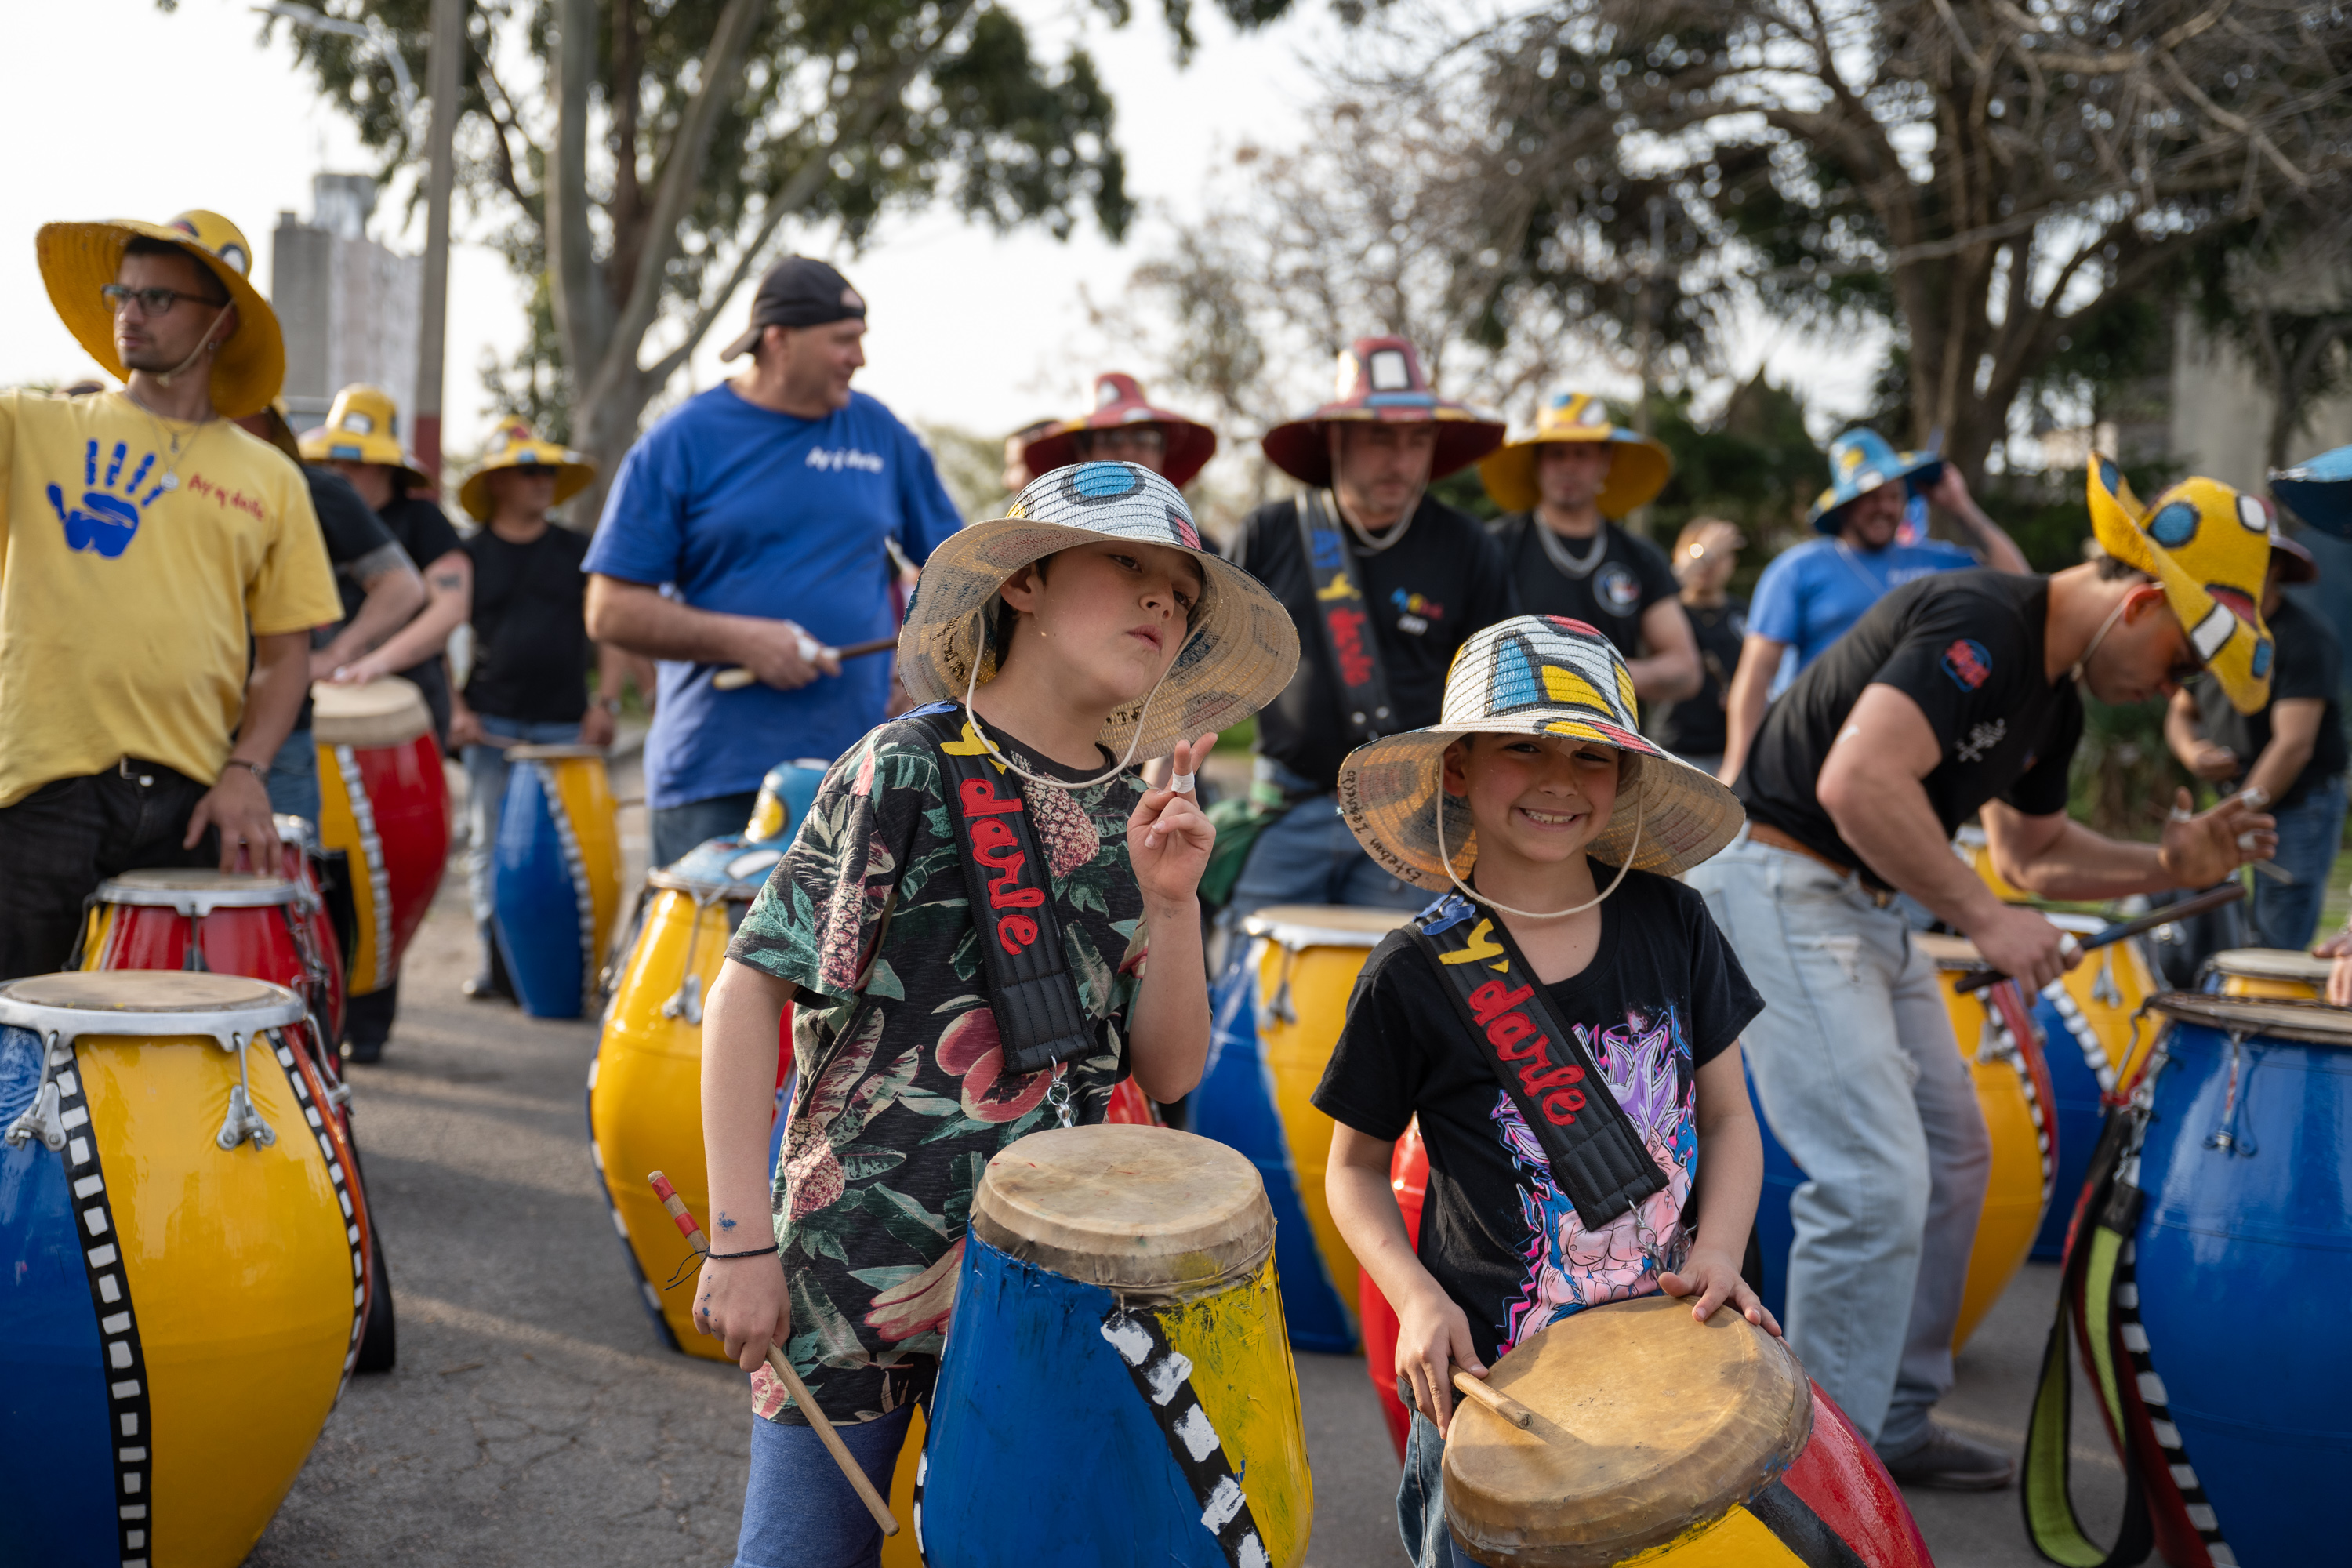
top-left (1686, 462), bottom-right (2279, 1490)
top-left (1318, 615), bottom-right (1775, 1568)
top-left (691, 463), bottom-right (1295, 1566)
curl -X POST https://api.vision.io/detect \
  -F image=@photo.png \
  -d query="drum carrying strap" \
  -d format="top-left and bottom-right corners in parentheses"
top-left (1409, 899), bottom-right (1667, 1232)
top-left (2020, 1098), bottom-right (2156, 1567)
top-left (1296, 491), bottom-right (1398, 748)
top-left (917, 706), bottom-right (1097, 1077)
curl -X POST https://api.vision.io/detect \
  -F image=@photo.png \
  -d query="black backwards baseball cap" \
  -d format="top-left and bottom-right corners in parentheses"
top-left (719, 256), bottom-right (867, 360)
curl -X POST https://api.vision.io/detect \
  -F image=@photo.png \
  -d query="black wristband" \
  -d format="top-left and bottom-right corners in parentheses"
top-left (706, 1244), bottom-right (779, 1261)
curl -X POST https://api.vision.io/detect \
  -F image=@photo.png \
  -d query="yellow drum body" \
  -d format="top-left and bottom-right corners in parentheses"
top-left (2209, 947), bottom-right (2332, 1000)
top-left (2037, 914), bottom-right (2161, 1097)
top-left (0, 972), bottom-right (363, 1567)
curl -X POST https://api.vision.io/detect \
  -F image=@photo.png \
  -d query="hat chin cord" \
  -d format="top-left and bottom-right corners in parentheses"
top-left (1433, 786), bottom-right (1643, 921)
top-left (2068, 594), bottom-right (2135, 686)
top-left (152, 301), bottom-right (234, 392)
top-left (959, 606), bottom-right (1174, 791)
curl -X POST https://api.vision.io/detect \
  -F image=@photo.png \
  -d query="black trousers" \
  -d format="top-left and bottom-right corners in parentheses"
top-left (0, 762), bottom-right (220, 982)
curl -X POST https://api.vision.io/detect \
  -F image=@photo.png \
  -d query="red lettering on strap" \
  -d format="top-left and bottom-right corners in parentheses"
top-left (1468, 981), bottom-right (1534, 1026)
top-left (997, 914), bottom-right (1040, 955)
top-left (959, 778), bottom-right (1025, 816)
top-left (1541, 1089), bottom-right (1585, 1124)
top-left (1519, 1062), bottom-right (1585, 1096)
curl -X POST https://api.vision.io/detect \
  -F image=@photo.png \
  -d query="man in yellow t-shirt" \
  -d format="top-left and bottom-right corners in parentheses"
top-left (0, 209), bottom-right (340, 978)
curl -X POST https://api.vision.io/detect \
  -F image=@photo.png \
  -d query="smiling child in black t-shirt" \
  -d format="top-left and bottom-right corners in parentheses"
top-left (1318, 614), bottom-right (1774, 1567)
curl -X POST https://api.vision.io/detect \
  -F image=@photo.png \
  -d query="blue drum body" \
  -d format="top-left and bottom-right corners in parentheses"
top-left (492, 747), bottom-right (621, 1019)
top-left (2027, 924), bottom-right (2161, 1261)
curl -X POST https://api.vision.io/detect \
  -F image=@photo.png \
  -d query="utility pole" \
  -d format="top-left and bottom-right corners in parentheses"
top-left (414, 0), bottom-right (465, 489)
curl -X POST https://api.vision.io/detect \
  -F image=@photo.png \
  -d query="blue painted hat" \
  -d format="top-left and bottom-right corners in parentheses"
top-left (2270, 445), bottom-right (2352, 540)
top-left (1806, 427), bottom-right (1945, 532)
top-left (897, 462), bottom-right (1299, 754)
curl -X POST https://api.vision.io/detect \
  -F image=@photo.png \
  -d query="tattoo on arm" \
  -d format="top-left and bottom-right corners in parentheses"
top-left (717, 1212), bottom-right (739, 1231)
top-left (431, 571), bottom-right (466, 590)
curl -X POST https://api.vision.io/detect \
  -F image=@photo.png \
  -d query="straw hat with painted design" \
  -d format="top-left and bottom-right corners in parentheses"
top-left (37, 209), bottom-right (282, 419)
top-left (2085, 456), bottom-right (2274, 714)
top-left (1021, 372), bottom-right (1218, 489)
top-left (299, 384), bottom-right (429, 492)
top-left (1337, 614), bottom-right (1743, 891)
top-left (898, 461), bottom-right (1298, 757)
top-left (1477, 391), bottom-right (1675, 517)
top-left (1260, 337), bottom-right (1504, 487)
top-left (459, 421), bottom-right (597, 521)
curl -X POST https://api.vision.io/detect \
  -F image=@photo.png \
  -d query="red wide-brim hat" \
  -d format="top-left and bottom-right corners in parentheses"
top-left (1261, 337), bottom-right (1504, 488)
top-left (1022, 372), bottom-right (1218, 489)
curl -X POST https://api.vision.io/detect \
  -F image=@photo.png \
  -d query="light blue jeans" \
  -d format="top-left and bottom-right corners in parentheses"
top-left (1399, 1410), bottom-right (1479, 1567)
top-left (460, 717), bottom-right (585, 926)
top-left (735, 1403), bottom-right (913, 1568)
top-left (1225, 757), bottom-right (1426, 923)
top-left (1684, 831), bottom-right (1990, 1450)
top-left (266, 727), bottom-right (322, 823)
top-left (2251, 775), bottom-right (2346, 952)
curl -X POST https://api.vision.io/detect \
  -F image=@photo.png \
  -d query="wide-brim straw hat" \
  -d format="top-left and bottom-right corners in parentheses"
top-left (1022, 372), bottom-right (1218, 489)
top-left (2086, 457), bottom-right (2273, 714)
top-left (299, 383), bottom-right (429, 492)
top-left (898, 461), bottom-right (1299, 756)
top-left (1805, 426), bottom-right (1944, 532)
top-left (1338, 615), bottom-right (1743, 891)
top-left (459, 420), bottom-right (597, 521)
top-left (1261, 336), bottom-right (1504, 488)
top-left (2270, 445), bottom-right (2352, 539)
top-left (1477, 391), bottom-right (1674, 516)
top-left (38, 209), bottom-right (283, 419)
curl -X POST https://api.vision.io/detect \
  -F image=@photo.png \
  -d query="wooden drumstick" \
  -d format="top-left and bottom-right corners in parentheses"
top-left (648, 1171), bottom-right (899, 1537)
top-left (1453, 1370), bottom-right (1541, 1432)
top-left (713, 636), bottom-right (898, 691)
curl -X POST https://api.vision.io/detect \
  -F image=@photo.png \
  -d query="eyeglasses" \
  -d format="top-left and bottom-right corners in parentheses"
top-left (513, 463), bottom-right (558, 478)
top-left (102, 283), bottom-right (229, 317)
top-left (1076, 426), bottom-right (1166, 456)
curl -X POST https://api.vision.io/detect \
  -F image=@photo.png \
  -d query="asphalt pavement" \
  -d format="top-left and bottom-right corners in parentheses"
top-left (247, 754), bottom-right (2126, 1566)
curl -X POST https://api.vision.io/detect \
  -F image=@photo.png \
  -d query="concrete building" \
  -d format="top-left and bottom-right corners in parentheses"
top-left (271, 174), bottom-right (421, 434)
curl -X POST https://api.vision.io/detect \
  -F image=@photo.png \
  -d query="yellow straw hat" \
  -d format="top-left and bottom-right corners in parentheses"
top-left (459, 420), bottom-right (597, 522)
top-left (1478, 391), bottom-right (1675, 517)
top-left (2085, 457), bottom-right (2274, 714)
top-left (299, 385), bottom-right (429, 492)
top-left (37, 209), bottom-right (283, 419)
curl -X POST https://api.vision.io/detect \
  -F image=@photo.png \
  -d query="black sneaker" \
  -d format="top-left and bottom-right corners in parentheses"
top-left (460, 968), bottom-right (510, 1001)
top-left (1878, 1421), bottom-right (2015, 1490)
top-left (345, 1036), bottom-right (386, 1065)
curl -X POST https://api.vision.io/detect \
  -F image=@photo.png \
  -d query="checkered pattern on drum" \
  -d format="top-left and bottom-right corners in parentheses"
top-left (269, 1027), bottom-right (369, 1387)
top-left (1098, 1306), bottom-right (1271, 1568)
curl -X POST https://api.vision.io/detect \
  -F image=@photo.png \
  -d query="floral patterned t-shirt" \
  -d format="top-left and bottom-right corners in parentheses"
top-left (725, 703), bottom-right (1147, 1424)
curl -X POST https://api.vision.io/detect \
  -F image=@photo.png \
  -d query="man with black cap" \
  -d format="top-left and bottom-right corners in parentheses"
top-left (586, 257), bottom-right (964, 864)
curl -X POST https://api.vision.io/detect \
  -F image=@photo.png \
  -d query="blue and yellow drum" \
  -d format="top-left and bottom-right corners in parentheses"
top-left (0, 971), bottom-right (366, 1567)
top-left (916, 1125), bottom-right (1311, 1566)
top-left (493, 744), bottom-right (624, 1018)
top-left (1196, 904), bottom-right (1413, 1352)
top-left (2204, 946), bottom-right (2332, 1000)
top-left (745, 757), bottom-right (833, 848)
top-left (588, 837), bottom-right (784, 1357)
top-left (2027, 915), bottom-right (2158, 1260)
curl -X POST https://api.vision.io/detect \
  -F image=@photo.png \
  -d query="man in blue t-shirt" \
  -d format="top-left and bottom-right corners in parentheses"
top-left (1716, 428), bottom-right (2027, 783)
top-left (584, 258), bottom-right (964, 864)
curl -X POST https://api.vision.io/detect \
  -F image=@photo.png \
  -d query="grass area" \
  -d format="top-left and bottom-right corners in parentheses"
top-left (2325, 847), bottom-right (2351, 937)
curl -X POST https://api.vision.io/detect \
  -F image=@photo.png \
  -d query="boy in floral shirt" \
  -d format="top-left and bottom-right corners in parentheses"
top-left (695, 462), bottom-right (1297, 1568)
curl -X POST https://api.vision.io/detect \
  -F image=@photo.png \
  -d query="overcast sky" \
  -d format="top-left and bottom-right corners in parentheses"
top-left (0, 0), bottom-right (1878, 460)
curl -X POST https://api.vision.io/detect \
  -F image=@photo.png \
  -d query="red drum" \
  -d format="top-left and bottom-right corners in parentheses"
top-left (1105, 1077), bottom-right (1164, 1127)
top-left (312, 677), bottom-right (450, 996)
top-left (1360, 1118), bottom-right (1428, 1460)
top-left (275, 815), bottom-right (347, 1047)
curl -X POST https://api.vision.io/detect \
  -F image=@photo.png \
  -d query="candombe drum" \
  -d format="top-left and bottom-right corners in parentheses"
top-left (493, 744), bottom-right (622, 1018)
top-left (1751, 931), bottom-right (2054, 1350)
top-left (2205, 946), bottom-right (2333, 1000)
top-left (2026, 993), bottom-right (2352, 1568)
top-left (1359, 1117), bottom-right (1428, 1458)
top-left (0, 972), bottom-right (371, 1567)
top-left (1443, 1295), bottom-right (1932, 1566)
top-left (588, 835), bottom-right (784, 1356)
top-left (1196, 903), bottom-right (1413, 1352)
top-left (275, 814), bottom-right (351, 1045)
top-left (312, 676), bottom-right (451, 998)
top-left (916, 1125), bottom-right (1312, 1566)
top-left (2027, 913), bottom-right (2159, 1260)
top-left (743, 757), bottom-right (834, 848)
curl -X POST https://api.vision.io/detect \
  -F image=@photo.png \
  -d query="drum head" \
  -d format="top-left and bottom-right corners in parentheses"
top-left (970, 1124), bottom-right (1274, 1292)
top-left (1241, 903), bottom-right (1416, 950)
top-left (506, 743), bottom-right (608, 761)
top-left (311, 675), bottom-right (431, 747)
top-left (1443, 1295), bottom-right (1813, 1568)
top-left (2207, 947), bottom-right (2335, 983)
top-left (96, 868), bottom-right (298, 907)
top-left (5, 970), bottom-right (289, 1011)
top-left (649, 837), bottom-right (780, 898)
top-left (2149, 990), bottom-right (2352, 1046)
top-left (1912, 931), bottom-right (1982, 969)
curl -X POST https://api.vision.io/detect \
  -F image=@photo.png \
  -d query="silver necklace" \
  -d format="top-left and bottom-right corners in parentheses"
top-left (120, 389), bottom-right (214, 493)
top-left (1330, 488), bottom-right (1420, 554)
top-left (1534, 516), bottom-right (1610, 579)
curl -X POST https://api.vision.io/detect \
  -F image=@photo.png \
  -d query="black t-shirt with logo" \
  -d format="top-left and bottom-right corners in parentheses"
top-left (1655, 597), bottom-right (1748, 758)
top-left (1312, 872), bottom-right (1762, 1367)
top-left (1491, 513), bottom-right (1679, 663)
top-left (463, 523), bottom-right (594, 724)
top-left (1228, 495), bottom-right (1519, 791)
top-left (1737, 571), bottom-right (2082, 888)
top-left (2193, 595), bottom-right (2346, 807)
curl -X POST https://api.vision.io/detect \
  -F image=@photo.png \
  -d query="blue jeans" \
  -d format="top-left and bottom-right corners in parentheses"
top-left (461, 717), bottom-right (586, 926)
top-left (1226, 757), bottom-right (1426, 923)
top-left (2251, 775), bottom-right (2345, 951)
top-left (735, 1403), bottom-right (913, 1568)
top-left (652, 790), bottom-right (761, 869)
top-left (267, 727), bottom-right (321, 822)
top-left (1399, 1410), bottom-right (1479, 1567)
top-left (1684, 831), bottom-right (1990, 1449)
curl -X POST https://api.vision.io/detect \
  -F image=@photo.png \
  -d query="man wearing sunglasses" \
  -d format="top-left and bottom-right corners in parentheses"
top-left (1684, 463), bottom-right (2281, 1494)
top-left (0, 210), bottom-right (339, 980)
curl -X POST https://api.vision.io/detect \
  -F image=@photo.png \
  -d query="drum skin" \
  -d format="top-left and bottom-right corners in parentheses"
top-left (316, 727), bottom-right (450, 996)
top-left (1361, 1119), bottom-right (1428, 1461)
top-left (493, 750), bottom-right (622, 1019)
top-left (2027, 921), bottom-right (2158, 1260)
top-left (0, 1012), bottom-right (364, 1566)
top-left (81, 879), bottom-right (343, 1060)
top-left (2205, 946), bottom-right (2330, 1000)
top-left (2096, 1012), bottom-right (2352, 1566)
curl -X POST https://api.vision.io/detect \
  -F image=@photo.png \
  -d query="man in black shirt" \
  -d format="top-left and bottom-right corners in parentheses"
top-left (1225, 336), bottom-right (1515, 916)
top-left (1478, 390), bottom-right (1698, 706)
top-left (1686, 463), bottom-right (2281, 1490)
top-left (2165, 527), bottom-right (2344, 949)
top-left (1653, 517), bottom-right (1748, 774)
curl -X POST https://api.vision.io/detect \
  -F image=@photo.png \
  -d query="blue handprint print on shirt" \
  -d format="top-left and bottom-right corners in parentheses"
top-left (48, 440), bottom-right (166, 558)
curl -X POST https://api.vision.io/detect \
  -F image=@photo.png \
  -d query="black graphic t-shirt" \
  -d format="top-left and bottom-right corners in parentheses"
top-left (1738, 571), bottom-right (2082, 887)
top-left (463, 524), bottom-right (593, 723)
top-left (2193, 596), bottom-right (2346, 808)
top-left (1492, 514), bottom-right (1679, 664)
top-left (1314, 873), bottom-right (1761, 1367)
top-left (1654, 597), bottom-right (1748, 758)
top-left (1228, 495), bottom-right (1518, 790)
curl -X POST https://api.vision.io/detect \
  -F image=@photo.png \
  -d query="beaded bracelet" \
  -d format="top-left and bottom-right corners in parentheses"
top-left (706, 1244), bottom-right (779, 1261)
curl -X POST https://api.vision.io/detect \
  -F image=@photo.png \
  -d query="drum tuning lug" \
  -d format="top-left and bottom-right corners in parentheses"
top-left (4, 1035), bottom-right (72, 1151)
top-left (216, 1086), bottom-right (278, 1151)
top-left (661, 976), bottom-right (704, 1024)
